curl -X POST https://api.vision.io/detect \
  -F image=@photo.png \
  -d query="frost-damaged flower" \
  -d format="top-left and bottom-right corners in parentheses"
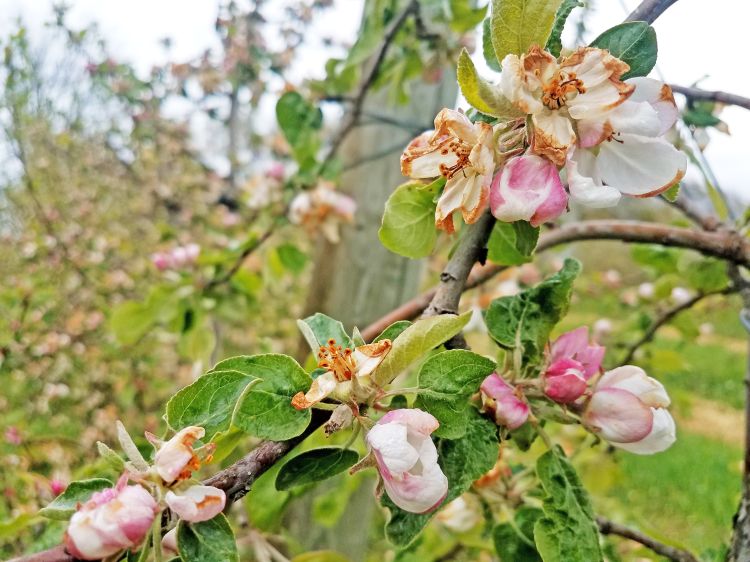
top-left (366, 409), bottom-right (448, 514)
top-left (288, 182), bottom-right (356, 243)
top-left (583, 365), bottom-right (676, 454)
top-left (401, 108), bottom-right (494, 233)
top-left (153, 426), bottom-right (208, 484)
top-left (480, 373), bottom-right (529, 430)
top-left (291, 339), bottom-right (391, 410)
top-left (543, 327), bottom-right (605, 404)
top-left (489, 153), bottom-right (567, 226)
top-left (500, 45), bottom-right (633, 166)
top-left (567, 77), bottom-right (686, 206)
top-left (165, 485), bottom-right (226, 522)
top-left (64, 474), bottom-right (158, 560)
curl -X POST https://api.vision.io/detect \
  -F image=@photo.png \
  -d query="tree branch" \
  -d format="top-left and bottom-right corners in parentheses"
top-left (362, 219), bottom-right (750, 340)
top-left (625, 0), bottom-right (679, 23)
top-left (621, 286), bottom-right (735, 365)
top-left (321, 0), bottom-right (417, 168)
top-left (671, 84), bottom-right (750, 112)
top-left (597, 517), bottom-right (700, 562)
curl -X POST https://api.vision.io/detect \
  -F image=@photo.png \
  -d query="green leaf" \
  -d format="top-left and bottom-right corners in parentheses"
top-left (109, 301), bottom-right (155, 346)
top-left (457, 50), bottom-right (522, 119)
top-left (373, 320), bottom-right (412, 343)
top-left (682, 106), bottom-right (721, 128)
top-left (177, 514), bottom-right (239, 562)
top-left (276, 243), bottom-right (308, 274)
top-left (276, 447), bottom-right (359, 491)
top-left (383, 410), bottom-right (498, 546)
top-left (39, 478), bottom-right (113, 520)
top-left (415, 350), bottom-right (496, 438)
top-left (298, 313), bottom-right (354, 355)
top-left (373, 312), bottom-right (472, 387)
top-left (533, 448), bottom-right (602, 561)
top-left (0, 513), bottom-right (42, 539)
top-left (276, 91), bottom-right (323, 147)
top-left (494, 508), bottom-right (543, 561)
top-left (484, 259), bottom-right (581, 365)
top-left (221, 354), bottom-right (312, 441)
top-left (291, 552), bottom-right (352, 562)
top-left (482, 18), bottom-right (501, 72)
top-left (379, 181), bottom-right (439, 259)
top-left (490, 0), bottom-right (563, 62)
top-left (590, 22), bottom-right (657, 80)
top-left (166, 369), bottom-right (258, 439)
top-left (487, 221), bottom-right (540, 265)
top-left (178, 314), bottom-right (216, 363)
top-left (544, 0), bottom-right (583, 57)
top-left (449, 0), bottom-right (488, 33)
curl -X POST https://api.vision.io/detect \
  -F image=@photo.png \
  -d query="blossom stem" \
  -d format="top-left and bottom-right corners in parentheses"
top-left (311, 402), bottom-right (340, 411)
top-left (343, 422), bottom-right (361, 450)
top-left (151, 516), bottom-right (163, 562)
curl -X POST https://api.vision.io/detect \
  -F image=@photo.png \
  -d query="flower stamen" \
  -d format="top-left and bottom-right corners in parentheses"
top-left (318, 339), bottom-right (357, 382)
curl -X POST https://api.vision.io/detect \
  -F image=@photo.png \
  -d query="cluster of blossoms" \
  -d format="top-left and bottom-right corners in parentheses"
top-left (481, 327), bottom-right (676, 455)
top-left (64, 426), bottom-right (224, 559)
top-left (401, 45), bottom-right (687, 231)
top-left (151, 243), bottom-right (200, 272)
top-left (288, 181), bottom-right (357, 243)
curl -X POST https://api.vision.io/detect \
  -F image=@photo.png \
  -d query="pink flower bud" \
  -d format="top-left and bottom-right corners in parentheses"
top-left (480, 374), bottom-right (529, 430)
top-left (151, 252), bottom-right (172, 271)
top-left (542, 328), bottom-right (605, 403)
top-left (64, 475), bottom-right (158, 560)
top-left (154, 426), bottom-right (205, 484)
top-left (4, 426), bottom-right (21, 446)
top-left (183, 243), bottom-right (200, 263)
top-left (265, 162), bottom-right (285, 181)
top-left (161, 528), bottom-right (178, 556)
top-left (583, 366), bottom-right (676, 454)
top-left (366, 409), bottom-right (448, 514)
top-left (165, 485), bottom-right (226, 522)
top-left (543, 358), bottom-right (587, 403)
top-left (50, 479), bottom-right (67, 497)
top-left (490, 154), bottom-right (568, 227)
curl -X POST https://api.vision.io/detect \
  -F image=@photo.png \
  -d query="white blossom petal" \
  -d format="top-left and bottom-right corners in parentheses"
top-left (613, 408), bottom-right (676, 455)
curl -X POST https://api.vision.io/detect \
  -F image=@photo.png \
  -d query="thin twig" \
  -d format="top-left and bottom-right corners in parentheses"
top-left (597, 517), bottom-right (700, 562)
top-left (625, 0), bottom-right (679, 23)
top-left (621, 286), bottom-right (735, 364)
top-left (204, 226), bottom-right (276, 290)
top-left (320, 0), bottom-right (418, 169)
top-left (671, 84), bottom-right (750, 112)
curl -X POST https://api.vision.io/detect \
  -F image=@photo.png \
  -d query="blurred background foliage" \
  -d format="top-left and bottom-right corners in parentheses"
top-left (0, 0), bottom-right (745, 560)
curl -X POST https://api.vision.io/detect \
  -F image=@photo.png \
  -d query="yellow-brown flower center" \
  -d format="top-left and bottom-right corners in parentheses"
top-left (541, 71), bottom-right (586, 110)
top-left (318, 339), bottom-right (357, 382)
top-left (438, 139), bottom-right (472, 179)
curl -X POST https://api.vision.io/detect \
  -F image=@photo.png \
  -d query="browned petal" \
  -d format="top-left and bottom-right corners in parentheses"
top-left (561, 47), bottom-right (634, 110)
top-left (633, 168), bottom-right (686, 199)
top-left (522, 44), bottom-right (558, 76)
top-left (660, 83), bottom-right (676, 104)
top-left (435, 212), bottom-right (456, 234)
top-left (357, 339), bottom-right (392, 358)
top-left (531, 129), bottom-right (569, 167)
top-left (400, 132), bottom-right (433, 176)
top-left (291, 391), bottom-right (311, 410)
top-left (461, 181), bottom-right (489, 225)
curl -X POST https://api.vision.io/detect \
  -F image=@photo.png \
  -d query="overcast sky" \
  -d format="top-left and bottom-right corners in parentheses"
top-left (0, 0), bottom-right (747, 201)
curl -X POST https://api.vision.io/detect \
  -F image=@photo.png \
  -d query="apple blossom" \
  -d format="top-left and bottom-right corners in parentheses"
top-left (64, 475), bottom-right (158, 560)
top-left (165, 485), bottom-right (226, 522)
top-left (583, 365), bottom-right (676, 454)
top-left (436, 495), bottom-right (481, 533)
top-left (365, 408), bottom-right (448, 514)
top-left (161, 528), bottom-right (178, 557)
top-left (543, 327), bottom-right (605, 403)
top-left (400, 108), bottom-right (494, 233)
top-left (153, 426), bottom-right (206, 484)
top-left (489, 153), bottom-right (568, 226)
top-left (50, 478), bottom-right (67, 497)
top-left (288, 182), bottom-right (356, 243)
top-left (480, 373), bottom-right (529, 430)
top-left (291, 339), bottom-right (391, 410)
top-left (500, 46), bottom-right (633, 166)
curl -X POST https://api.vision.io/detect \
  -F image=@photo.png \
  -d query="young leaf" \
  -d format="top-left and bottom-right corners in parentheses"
top-left (482, 18), bottom-right (501, 71)
top-left (484, 258), bottom-right (581, 365)
top-left (177, 514), bottom-right (239, 562)
top-left (276, 243), bottom-right (308, 274)
top-left (383, 410), bottom-right (498, 546)
top-left (494, 507), bottom-right (543, 561)
top-left (39, 478), bottom-right (113, 520)
top-left (544, 0), bottom-right (583, 57)
top-left (224, 354), bottom-right (313, 441)
top-left (457, 49), bottom-right (522, 119)
top-left (166, 369), bottom-right (258, 439)
top-left (590, 22), bottom-right (657, 80)
top-left (487, 221), bottom-right (540, 265)
top-left (109, 300), bottom-right (155, 346)
top-left (662, 184), bottom-right (680, 202)
top-left (373, 320), bottom-right (412, 343)
top-left (414, 350), bottom-right (496, 438)
top-left (490, 0), bottom-right (563, 62)
top-left (275, 447), bottom-right (359, 491)
top-left (276, 91), bottom-right (323, 147)
top-left (298, 313), bottom-right (354, 355)
top-left (379, 181), bottom-right (439, 259)
top-left (372, 312), bottom-right (472, 387)
top-left (533, 448), bottom-right (602, 561)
